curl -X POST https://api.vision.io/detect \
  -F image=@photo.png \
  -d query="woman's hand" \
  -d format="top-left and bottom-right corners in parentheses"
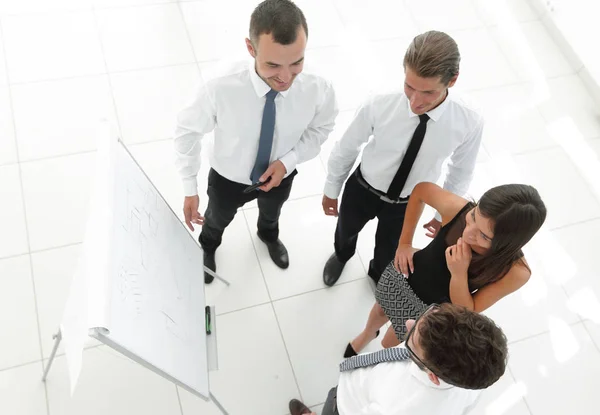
top-left (394, 244), bottom-right (419, 276)
top-left (445, 237), bottom-right (472, 277)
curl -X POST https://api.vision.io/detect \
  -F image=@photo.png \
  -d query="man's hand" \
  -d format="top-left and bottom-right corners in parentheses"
top-left (183, 195), bottom-right (204, 231)
top-left (259, 160), bottom-right (287, 192)
top-left (322, 195), bottom-right (339, 216)
top-left (445, 237), bottom-right (472, 277)
top-left (423, 217), bottom-right (442, 238)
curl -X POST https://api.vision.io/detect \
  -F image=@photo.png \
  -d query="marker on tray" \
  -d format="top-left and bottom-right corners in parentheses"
top-left (205, 306), bottom-right (212, 335)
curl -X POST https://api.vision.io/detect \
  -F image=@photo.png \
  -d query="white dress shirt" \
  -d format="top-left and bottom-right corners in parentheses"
top-left (174, 60), bottom-right (338, 196)
top-left (336, 344), bottom-right (480, 415)
top-left (324, 90), bottom-right (483, 200)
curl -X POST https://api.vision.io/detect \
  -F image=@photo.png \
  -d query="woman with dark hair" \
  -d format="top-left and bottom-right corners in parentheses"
top-left (345, 181), bottom-right (547, 357)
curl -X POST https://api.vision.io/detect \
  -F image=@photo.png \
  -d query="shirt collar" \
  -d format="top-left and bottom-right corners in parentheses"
top-left (248, 60), bottom-right (290, 98)
top-left (406, 90), bottom-right (451, 122)
top-left (396, 342), bottom-right (454, 390)
top-left (408, 362), bottom-right (454, 390)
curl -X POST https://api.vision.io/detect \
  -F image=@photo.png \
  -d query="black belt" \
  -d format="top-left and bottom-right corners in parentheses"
top-left (354, 168), bottom-right (409, 205)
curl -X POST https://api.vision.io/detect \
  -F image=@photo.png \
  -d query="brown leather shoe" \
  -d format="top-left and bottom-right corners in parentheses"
top-left (289, 398), bottom-right (311, 415)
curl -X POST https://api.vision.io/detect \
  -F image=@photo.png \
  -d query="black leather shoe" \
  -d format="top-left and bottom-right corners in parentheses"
top-left (323, 253), bottom-right (346, 287)
top-left (343, 342), bottom-right (357, 358)
top-left (203, 251), bottom-right (216, 284)
top-left (289, 399), bottom-right (311, 415)
top-left (257, 232), bottom-right (289, 269)
top-left (343, 331), bottom-right (379, 358)
top-left (367, 260), bottom-right (381, 285)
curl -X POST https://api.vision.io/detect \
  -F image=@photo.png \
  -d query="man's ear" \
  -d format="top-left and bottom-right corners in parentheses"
top-left (447, 73), bottom-right (458, 88)
top-left (428, 372), bottom-right (441, 386)
top-left (245, 38), bottom-right (256, 58)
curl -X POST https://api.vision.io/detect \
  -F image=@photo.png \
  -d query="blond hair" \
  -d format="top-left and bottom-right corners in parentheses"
top-left (403, 31), bottom-right (460, 85)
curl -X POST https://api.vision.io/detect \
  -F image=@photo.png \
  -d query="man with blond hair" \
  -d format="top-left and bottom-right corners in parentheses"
top-left (322, 31), bottom-right (483, 287)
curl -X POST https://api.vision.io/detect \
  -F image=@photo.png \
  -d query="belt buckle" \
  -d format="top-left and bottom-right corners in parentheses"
top-left (380, 195), bottom-right (400, 204)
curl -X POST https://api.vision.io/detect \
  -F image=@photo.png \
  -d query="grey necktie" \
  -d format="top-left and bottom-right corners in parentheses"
top-left (250, 89), bottom-right (278, 183)
top-left (339, 347), bottom-right (411, 372)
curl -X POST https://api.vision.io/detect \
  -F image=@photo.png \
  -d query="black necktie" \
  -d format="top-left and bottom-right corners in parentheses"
top-left (387, 113), bottom-right (430, 200)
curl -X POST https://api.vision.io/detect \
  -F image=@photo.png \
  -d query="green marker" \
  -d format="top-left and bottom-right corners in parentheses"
top-left (205, 306), bottom-right (212, 335)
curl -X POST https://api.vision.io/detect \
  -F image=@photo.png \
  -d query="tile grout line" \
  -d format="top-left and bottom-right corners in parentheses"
top-left (547, 216), bottom-right (600, 232)
top-left (215, 300), bottom-right (273, 318)
top-left (505, 366), bottom-right (534, 415)
top-left (270, 277), bottom-right (369, 307)
top-left (504, 320), bottom-right (588, 415)
top-left (481, 15), bottom-right (531, 87)
top-left (174, 385), bottom-right (185, 415)
top-left (0, 358), bottom-right (47, 375)
top-left (557, 275), bottom-right (585, 326)
top-left (0, 17), bottom-right (51, 415)
top-left (242, 192), bottom-right (328, 213)
top-left (0, 5), bottom-right (595, 414)
top-left (268, 300), bottom-right (305, 406)
top-left (239, 208), bottom-right (305, 404)
top-left (215, 276), bottom-right (368, 318)
top-left (240, 209), bottom-right (276, 304)
top-left (506, 319), bottom-right (584, 348)
top-left (91, 2), bottom-right (125, 146)
top-left (13, 136), bottom-right (174, 166)
top-left (6, 60), bottom-right (199, 88)
top-left (0, 0), bottom-right (180, 19)
top-left (0, 241), bottom-right (82, 260)
top-left (472, 0), bottom-right (577, 84)
top-left (400, 0), bottom-right (426, 34)
top-left (533, 89), bottom-right (600, 211)
top-left (96, 3), bottom-right (187, 412)
top-left (581, 321), bottom-right (600, 354)
top-left (8, 71), bottom-right (107, 87)
top-left (0, 343), bottom-right (104, 375)
top-left (176, 0), bottom-right (203, 73)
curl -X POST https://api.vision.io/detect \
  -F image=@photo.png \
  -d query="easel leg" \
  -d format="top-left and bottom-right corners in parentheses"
top-left (210, 392), bottom-right (229, 415)
top-left (42, 330), bottom-right (62, 382)
top-left (203, 266), bottom-right (231, 286)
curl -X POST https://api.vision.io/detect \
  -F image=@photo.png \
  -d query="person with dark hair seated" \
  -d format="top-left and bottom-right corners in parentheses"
top-left (174, 0), bottom-right (338, 283)
top-left (289, 303), bottom-right (508, 415)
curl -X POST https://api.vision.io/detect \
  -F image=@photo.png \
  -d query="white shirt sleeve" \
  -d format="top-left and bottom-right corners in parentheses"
top-left (323, 96), bottom-right (374, 199)
top-left (279, 82), bottom-right (339, 174)
top-left (173, 83), bottom-right (217, 197)
top-left (442, 117), bottom-right (484, 197)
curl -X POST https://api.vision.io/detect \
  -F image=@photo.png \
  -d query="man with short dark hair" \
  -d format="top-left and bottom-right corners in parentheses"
top-left (322, 31), bottom-right (484, 287)
top-left (289, 303), bottom-right (508, 415)
top-left (175, 0), bottom-right (338, 283)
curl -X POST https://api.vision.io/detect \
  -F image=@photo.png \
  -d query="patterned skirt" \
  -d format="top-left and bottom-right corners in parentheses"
top-left (375, 262), bottom-right (428, 339)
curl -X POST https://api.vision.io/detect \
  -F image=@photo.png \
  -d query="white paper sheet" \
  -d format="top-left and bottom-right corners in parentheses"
top-left (61, 120), bottom-right (116, 394)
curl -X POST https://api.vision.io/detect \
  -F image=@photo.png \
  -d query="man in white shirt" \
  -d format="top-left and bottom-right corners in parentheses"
top-left (174, 0), bottom-right (338, 283)
top-left (322, 31), bottom-right (483, 286)
top-left (289, 303), bottom-right (507, 415)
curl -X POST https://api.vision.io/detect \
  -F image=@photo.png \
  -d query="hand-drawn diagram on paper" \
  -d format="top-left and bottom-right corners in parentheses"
top-left (110, 145), bottom-right (205, 351)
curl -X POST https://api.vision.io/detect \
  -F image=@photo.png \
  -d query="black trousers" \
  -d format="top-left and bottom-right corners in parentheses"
top-left (322, 387), bottom-right (339, 415)
top-left (199, 168), bottom-right (297, 254)
top-left (334, 171), bottom-right (407, 281)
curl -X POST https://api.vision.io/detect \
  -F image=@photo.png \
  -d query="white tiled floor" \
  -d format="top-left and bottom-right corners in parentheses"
top-left (1, 1), bottom-right (599, 414)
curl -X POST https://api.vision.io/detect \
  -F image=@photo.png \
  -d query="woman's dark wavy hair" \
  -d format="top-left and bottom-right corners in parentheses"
top-left (469, 184), bottom-right (546, 288)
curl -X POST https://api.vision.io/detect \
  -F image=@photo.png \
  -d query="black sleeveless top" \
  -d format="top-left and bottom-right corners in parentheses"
top-left (407, 202), bottom-right (477, 304)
